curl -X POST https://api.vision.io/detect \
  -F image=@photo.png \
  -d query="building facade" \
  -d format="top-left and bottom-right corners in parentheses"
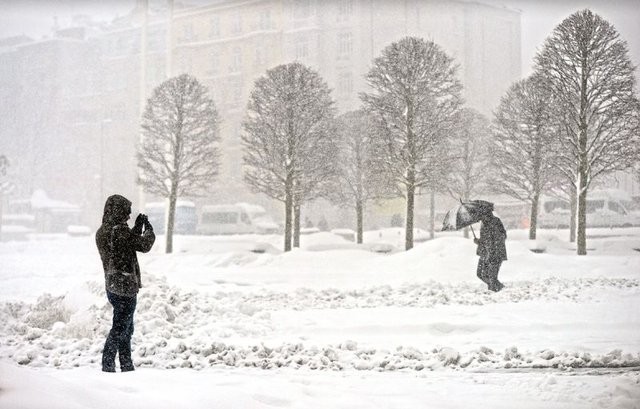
top-left (0, 0), bottom-right (521, 227)
top-left (170, 0), bottom-right (521, 223)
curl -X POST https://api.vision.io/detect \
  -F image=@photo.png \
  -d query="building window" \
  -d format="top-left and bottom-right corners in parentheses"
top-left (231, 13), bottom-right (243, 35)
top-left (295, 36), bottom-right (309, 59)
top-left (337, 32), bottom-right (352, 59)
top-left (209, 49), bottom-right (219, 75)
top-left (178, 52), bottom-right (193, 74)
top-left (209, 16), bottom-right (220, 38)
top-left (337, 71), bottom-right (353, 96)
top-left (147, 30), bottom-right (166, 52)
top-left (259, 9), bottom-right (272, 30)
top-left (228, 77), bottom-right (243, 108)
top-left (117, 36), bottom-right (129, 53)
top-left (337, 0), bottom-right (353, 21)
top-left (293, 0), bottom-right (311, 20)
top-left (230, 47), bottom-right (242, 73)
top-left (180, 23), bottom-right (195, 43)
top-left (254, 47), bottom-right (265, 67)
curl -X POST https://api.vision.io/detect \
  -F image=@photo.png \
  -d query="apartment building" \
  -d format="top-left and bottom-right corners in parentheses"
top-left (171, 0), bottom-right (521, 210)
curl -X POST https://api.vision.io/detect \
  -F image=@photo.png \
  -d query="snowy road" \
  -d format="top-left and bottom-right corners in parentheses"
top-left (2, 363), bottom-right (638, 409)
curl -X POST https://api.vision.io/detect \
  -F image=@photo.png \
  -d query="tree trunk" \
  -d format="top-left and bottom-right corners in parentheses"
top-left (569, 188), bottom-right (577, 242)
top-left (293, 204), bottom-right (301, 248)
top-left (165, 184), bottom-right (177, 254)
top-left (462, 191), bottom-right (470, 239)
top-left (529, 193), bottom-right (539, 240)
top-left (284, 175), bottom-right (293, 252)
top-left (576, 166), bottom-right (588, 255)
top-left (405, 183), bottom-right (415, 251)
top-left (576, 52), bottom-right (588, 256)
top-left (429, 189), bottom-right (435, 240)
top-left (356, 199), bottom-right (363, 244)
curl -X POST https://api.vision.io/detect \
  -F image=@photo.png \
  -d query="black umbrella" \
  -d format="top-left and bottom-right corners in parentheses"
top-left (441, 200), bottom-right (494, 238)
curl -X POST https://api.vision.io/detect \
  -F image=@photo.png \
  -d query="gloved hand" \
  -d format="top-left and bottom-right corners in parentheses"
top-left (143, 215), bottom-right (153, 232)
top-left (134, 213), bottom-right (146, 231)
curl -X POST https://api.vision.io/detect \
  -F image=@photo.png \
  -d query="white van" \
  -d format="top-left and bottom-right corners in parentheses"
top-left (197, 203), bottom-right (279, 235)
top-left (145, 201), bottom-right (197, 234)
top-left (538, 189), bottom-right (640, 228)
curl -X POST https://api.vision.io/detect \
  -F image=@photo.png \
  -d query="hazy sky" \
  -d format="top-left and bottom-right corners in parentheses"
top-left (1, 0), bottom-right (639, 77)
top-left (484, 0), bottom-right (640, 75)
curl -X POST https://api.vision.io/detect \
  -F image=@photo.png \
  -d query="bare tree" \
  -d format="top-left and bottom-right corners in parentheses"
top-left (490, 75), bottom-right (561, 240)
top-left (535, 9), bottom-right (640, 255)
top-left (242, 63), bottom-right (335, 252)
top-left (329, 110), bottom-right (390, 244)
top-left (138, 74), bottom-right (220, 253)
top-left (292, 119), bottom-right (339, 248)
top-left (447, 108), bottom-right (491, 237)
top-left (361, 37), bottom-right (462, 250)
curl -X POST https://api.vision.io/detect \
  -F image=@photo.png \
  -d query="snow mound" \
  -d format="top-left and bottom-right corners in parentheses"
top-left (2, 275), bottom-right (638, 371)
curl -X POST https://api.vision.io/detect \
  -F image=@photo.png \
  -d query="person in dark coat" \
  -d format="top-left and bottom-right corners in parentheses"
top-left (96, 194), bottom-right (155, 372)
top-left (474, 205), bottom-right (507, 292)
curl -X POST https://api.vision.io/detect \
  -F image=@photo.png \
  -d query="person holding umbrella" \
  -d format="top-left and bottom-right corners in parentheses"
top-left (474, 203), bottom-right (507, 292)
top-left (442, 200), bottom-right (507, 292)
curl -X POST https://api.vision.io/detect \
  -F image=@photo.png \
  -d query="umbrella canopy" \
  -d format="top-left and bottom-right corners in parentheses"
top-left (442, 200), bottom-right (494, 231)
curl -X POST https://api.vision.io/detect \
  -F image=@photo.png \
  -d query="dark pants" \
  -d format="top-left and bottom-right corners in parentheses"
top-left (477, 258), bottom-right (503, 291)
top-left (102, 291), bottom-right (137, 371)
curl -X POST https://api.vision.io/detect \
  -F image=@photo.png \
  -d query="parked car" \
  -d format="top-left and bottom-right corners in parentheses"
top-left (197, 203), bottom-right (279, 235)
top-left (145, 201), bottom-right (197, 234)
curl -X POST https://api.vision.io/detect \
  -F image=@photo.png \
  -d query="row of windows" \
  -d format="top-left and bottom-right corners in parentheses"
top-left (179, 46), bottom-right (273, 76)
top-left (178, 31), bottom-right (353, 76)
top-left (179, 10), bottom-right (273, 43)
top-left (177, 0), bottom-right (354, 43)
top-left (102, 30), bottom-right (166, 58)
top-left (205, 69), bottom-right (353, 110)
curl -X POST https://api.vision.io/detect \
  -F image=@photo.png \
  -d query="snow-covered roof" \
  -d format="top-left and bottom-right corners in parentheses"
top-left (30, 190), bottom-right (79, 211)
top-left (235, 202), bottom-right (266, 214)
top-left (589, 189), bottom-right (632, 202)
top-left (201, 204), bottom-right (245, 213)
top-left (145, 201), bottom-right (195, 209)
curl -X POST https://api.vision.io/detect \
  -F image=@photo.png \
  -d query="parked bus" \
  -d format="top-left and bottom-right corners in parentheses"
top-left (538, 189), bottom-right (640, 228)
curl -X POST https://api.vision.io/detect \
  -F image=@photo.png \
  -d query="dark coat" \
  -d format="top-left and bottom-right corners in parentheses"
top-left (96, 195), bottom-right (155, 297)
top-left (476, 214), bottom-right (507, 261)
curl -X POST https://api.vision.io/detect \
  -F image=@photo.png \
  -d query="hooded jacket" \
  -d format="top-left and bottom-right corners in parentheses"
top-left (96, 194), bottom-right (155, 297)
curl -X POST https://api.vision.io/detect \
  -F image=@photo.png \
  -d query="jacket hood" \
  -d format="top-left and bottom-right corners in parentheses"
top-left (102, 194), bottom-right (131, 225)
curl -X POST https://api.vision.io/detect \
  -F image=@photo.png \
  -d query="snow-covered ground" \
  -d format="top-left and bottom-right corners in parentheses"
top-left (1, 228), bottom-right (639, 408)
